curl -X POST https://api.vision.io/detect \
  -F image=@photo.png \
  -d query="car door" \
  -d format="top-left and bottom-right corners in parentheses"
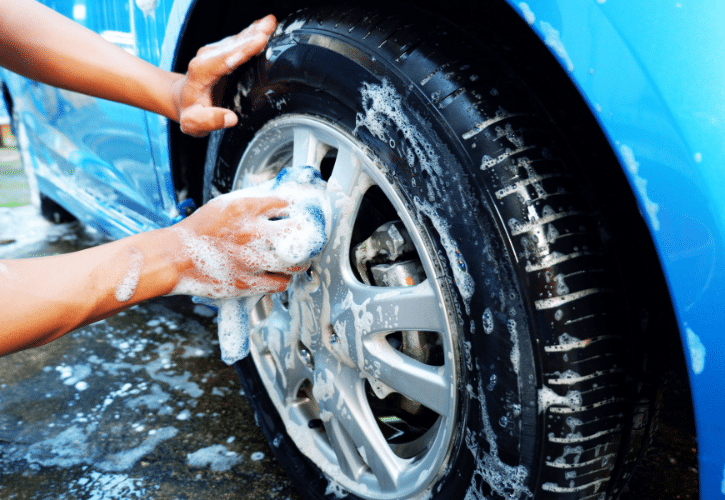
top-left (34, 0), bottom-right (168, 234)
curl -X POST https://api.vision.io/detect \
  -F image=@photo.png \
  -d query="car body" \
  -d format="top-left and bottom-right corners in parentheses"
top-left (0, 96), bottom-right (11, 147)
top-left (512, 3), bottom-right (725, 497)
top-left (2, 0), bottom-right (723, 497)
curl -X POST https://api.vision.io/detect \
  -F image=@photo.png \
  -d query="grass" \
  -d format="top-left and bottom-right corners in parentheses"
top-left (0, 146), bottom-right (31, 207)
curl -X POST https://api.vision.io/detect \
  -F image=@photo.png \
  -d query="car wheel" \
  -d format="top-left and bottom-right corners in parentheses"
top-left (203, 6), bottom-right (656, 499)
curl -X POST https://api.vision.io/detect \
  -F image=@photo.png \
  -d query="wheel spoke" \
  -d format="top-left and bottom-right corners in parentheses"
top-left (283, 346), bottom-right (315, 400)
top-left (317, 369), bottom-right (409, 491)
top-left (293, 126), bottom-right (327, 168)
top-left (324, 145), bottom-right (373, 256)
top-left (330, 279), bottom-right (447, 338)
top-left (363, 341), bottom-right (452, 416)
top-left (323, 417), bottom-right (367, 481)
top-left (256, 312), bottom-right (312, 399)
top-left (328, 144), bottom-right (366, 197)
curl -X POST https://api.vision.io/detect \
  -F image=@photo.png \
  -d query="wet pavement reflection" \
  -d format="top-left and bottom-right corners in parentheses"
top-left (0, 208), bottom-right (302, 499)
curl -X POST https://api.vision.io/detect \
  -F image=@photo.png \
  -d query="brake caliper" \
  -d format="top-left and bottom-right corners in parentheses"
top-left (353, 221), bottom-right (433, 417)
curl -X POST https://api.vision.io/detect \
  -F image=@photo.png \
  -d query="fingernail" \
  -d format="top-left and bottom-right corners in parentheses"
top-left (224, 113), bottom-right (236, 128)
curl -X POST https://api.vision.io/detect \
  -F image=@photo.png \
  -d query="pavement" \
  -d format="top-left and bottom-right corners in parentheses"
top-left (0, 147), bottom-right (698, 499)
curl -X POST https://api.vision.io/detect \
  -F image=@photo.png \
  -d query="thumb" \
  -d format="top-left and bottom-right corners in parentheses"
top-left (180, 105), bottom-right (238, 137)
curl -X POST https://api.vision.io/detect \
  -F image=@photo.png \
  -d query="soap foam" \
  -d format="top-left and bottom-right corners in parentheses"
top-left (115, 248), bottom-right (144, 302)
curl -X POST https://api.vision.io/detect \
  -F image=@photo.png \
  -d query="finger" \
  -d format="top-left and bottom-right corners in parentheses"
top-left (265, 272), bottom-right (295, 293)
top-left (187, 35), bottom-right (265, 91)
top-left (242, 271), bottom-right (293, 295)
top-left (180, 104), bottom-right (237, 137)
top-left (254, 14), bottom-right (278, 35)
top-left (200, 15), bottom-right (276, 54)
top-left (198, 32), bottom-right (266, 68)
top-left (287, 260), bottom-right (312, 275)
top-left (192, 16), bottom-right (276, 83)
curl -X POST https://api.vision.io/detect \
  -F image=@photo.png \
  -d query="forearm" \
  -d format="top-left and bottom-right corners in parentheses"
top-left (0, 0), bottom-right (183, 121)
top-left (0, 228), bottom-right (184, 355)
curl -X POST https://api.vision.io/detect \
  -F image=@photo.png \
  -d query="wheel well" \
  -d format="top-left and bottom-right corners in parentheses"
top-left (2, 82), bottom-right (14, 119)
top-left (171, 0), bottom-right (687, 412)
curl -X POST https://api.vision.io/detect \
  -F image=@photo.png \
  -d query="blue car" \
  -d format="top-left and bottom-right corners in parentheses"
top-left (2, 1), bottom-right (722, 498)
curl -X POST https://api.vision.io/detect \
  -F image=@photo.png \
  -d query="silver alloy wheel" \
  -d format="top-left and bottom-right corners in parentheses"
top-left (234, 115), bottom-right (459, 499)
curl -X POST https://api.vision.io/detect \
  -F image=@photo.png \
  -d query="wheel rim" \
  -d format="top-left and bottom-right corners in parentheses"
top-left (234, 115), bottom-right (459, 499)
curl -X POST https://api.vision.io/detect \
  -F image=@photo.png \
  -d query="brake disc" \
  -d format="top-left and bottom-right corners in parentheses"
top-left (353, 221), bottom-right (434, 417)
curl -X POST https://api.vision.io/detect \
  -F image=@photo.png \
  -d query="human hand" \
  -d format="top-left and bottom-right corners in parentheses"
top-left (171, 194), bottom-right (312, 298)
top-left (172, 14), bottom-right (277, 137)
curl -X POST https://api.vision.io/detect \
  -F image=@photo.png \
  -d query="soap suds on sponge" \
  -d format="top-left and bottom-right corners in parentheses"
top-left (178, 166), bottom-right (330, 365)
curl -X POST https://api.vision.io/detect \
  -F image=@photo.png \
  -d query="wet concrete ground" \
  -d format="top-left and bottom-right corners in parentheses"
top-left (0, 150), bottom-right (698, 499)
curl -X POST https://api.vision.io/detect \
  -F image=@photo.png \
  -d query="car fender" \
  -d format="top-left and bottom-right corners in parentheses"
top-left (505, 0), bottom-right (725, 496)
top-left (139, 0), bottom-right (197, 221)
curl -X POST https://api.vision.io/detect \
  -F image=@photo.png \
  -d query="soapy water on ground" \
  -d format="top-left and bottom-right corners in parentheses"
top-left (0, 207), bottom-right (302, 499)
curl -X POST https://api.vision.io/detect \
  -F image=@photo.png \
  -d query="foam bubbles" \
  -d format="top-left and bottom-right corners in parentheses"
top-left (507, 318), bottom-right (520, 374)
top-left (115, 248), bottom-right (143, 302)
top-left (355, 79), bottom-right (475, 311)
top-left (539, 21), bottom-right (575, 73)
top-left (519, 2), bottom-right (536, 24)
top-left (482, 308), bottom-right (494, 334)
top-left (135, 0), bottom-right (158, 16)
top-left (216, 299), bottom-right (252, 365)
top-left (186, 445), bottom-right (242, 472)
top-left (538, 386), bottom-right (583, 413)
top-left (686, 327), bottom-right (706, 375)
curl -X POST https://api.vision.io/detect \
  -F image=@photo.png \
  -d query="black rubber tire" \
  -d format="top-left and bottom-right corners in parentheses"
top-left (39, 193), bottom-right (76, 224)
top-left (204, 6), bottom-right (657, 499)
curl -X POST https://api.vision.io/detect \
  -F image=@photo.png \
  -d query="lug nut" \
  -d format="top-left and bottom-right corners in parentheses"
top-left (300, 347), bottom-right (314, 367)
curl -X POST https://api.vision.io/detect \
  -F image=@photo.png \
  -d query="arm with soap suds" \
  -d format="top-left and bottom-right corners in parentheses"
top-left (0, 0), bottom-right (276, 137)
top-left (0, 196), bottom-right (310, 356)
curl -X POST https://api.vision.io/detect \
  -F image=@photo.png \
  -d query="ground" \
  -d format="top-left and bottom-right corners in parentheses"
top-left (0, 147), bottom-right (698, 499)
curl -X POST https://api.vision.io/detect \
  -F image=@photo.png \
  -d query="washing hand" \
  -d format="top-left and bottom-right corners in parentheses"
top-left (0, 170), bottom-right (325, 356)
top-left (0, 1), bottom-right (276, 138)
top-left (172, 15), bottom-right (277, 137)
top-left (171, 194), bottom-right (313, 299)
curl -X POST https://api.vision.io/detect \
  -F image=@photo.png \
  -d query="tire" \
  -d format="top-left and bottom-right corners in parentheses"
top-left (39, 193), bottom-right (76, 224)
top-left (204, 6), bottom-right (657, 499)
